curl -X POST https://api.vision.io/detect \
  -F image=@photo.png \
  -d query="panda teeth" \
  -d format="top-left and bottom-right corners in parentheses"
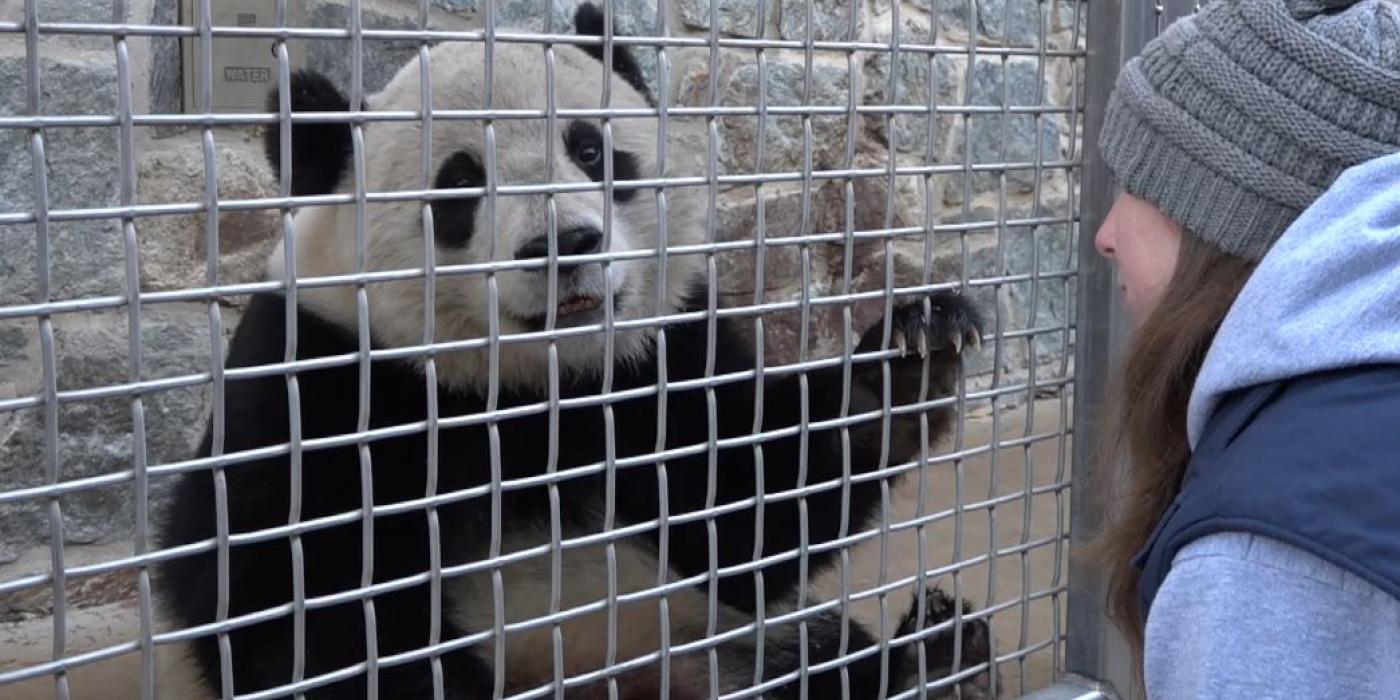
top-left (557, 294), bottom-right (602, 317)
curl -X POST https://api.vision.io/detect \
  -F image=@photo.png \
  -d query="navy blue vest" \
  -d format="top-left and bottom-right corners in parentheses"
top-left (1134, 364), bottom-right (1400, 616)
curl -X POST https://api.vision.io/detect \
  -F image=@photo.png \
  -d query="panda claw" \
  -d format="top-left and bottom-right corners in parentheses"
top-left (916, 331), bottom-right (929, 359)
top-left (894, 330), bottom-right (908, 356)
top-left (951, 330), bottom-right (963, 356)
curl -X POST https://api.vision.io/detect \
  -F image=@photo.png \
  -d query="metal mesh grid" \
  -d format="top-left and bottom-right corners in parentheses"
top-left (0, 0), bottom-right (1087, 698)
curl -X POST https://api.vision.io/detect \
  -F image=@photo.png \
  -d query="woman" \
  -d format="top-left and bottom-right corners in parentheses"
top-left (1089, 0), bottom-right (1400, 696)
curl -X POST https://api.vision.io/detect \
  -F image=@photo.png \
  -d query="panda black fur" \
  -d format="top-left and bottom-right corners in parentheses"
top-left (155, 5), bottom-right (994, 698)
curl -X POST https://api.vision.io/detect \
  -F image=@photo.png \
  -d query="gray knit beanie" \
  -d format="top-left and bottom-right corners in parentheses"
top-left (1099, 0), bottom-right (1400, 261)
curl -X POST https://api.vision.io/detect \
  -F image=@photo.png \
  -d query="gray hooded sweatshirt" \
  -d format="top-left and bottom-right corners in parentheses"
top-left (1143, 152), bottom-right (1400, 698)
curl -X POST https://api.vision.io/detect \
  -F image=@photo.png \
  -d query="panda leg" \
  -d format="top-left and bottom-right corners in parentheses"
top-left (210, 595), bottom-right (494, 700)
top-left (786, 609), bottom-right (905, 700)
top-left (366, 588), bottom-right (497, 700)
top-left (699, 598), bottom-right (892, 700)
top-left (889, 584), bottom-right (996, 699)
top-left (709, 585), bottom-right (991, 700)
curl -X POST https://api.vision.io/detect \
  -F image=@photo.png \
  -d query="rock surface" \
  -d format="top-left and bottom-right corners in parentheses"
top-left (147, 0), bottom-right (182, 119)
top-left (0, 306), bottom-right (238, 563)
top-left (0, 53), bottom-right (125, 307)
top-left (677, 54), bottom-right (856, 176)
top-left (135, 131), bottom-right (281, 293)
top-left (945, 58), bottom-right (1063, 204)
top-left (862, 17), bottom-right (961, 157)
top-left (977, 0), bottom-right (1044, 48)
top-left (305, 1), bottom-right (425, 96)
top-left (676, 0), bottom-right (767, 37)
top-left (779, 0), bottom-right (864, 42)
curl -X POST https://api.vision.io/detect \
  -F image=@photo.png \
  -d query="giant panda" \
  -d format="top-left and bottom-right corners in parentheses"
top-left (154, 5), bottom-right (994, 699)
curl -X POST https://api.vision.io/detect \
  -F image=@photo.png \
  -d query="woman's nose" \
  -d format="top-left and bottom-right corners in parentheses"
top-left (1095, 224), bottom-right (1116, 260)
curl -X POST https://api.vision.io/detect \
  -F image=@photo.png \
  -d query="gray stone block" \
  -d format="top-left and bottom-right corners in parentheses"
top-left (704, 57), bottom-right (854, 175)
top-left (494, 0), bottom-right (573, 29)
top-left (31, 0), bottom-right (115, 23)
top-left (880, 169), bottom-right (937, 231)
top-left (862, 19), bottom-right (960, 156)
top-left (779, 0), bottom-right (862, 42)
top-left (834, 160), bottom-right (941, 237)
top-left (0, 54), bottom-right (125, 306)
top-left (0, 52), bottom-right (120, 167)
top-left (714, 186), bottom-right (812, 297)
top-left (945, 58), bottom-right (1062, 204)
top-left (136, 131), bottom-right (281, 293)
top-left (1002, 216), bottom-right (1075, 364)
top-left (308, 0), bottom-right (663, 103)
top-left (676, 0), bottom-right (767, 38)
top-left (0, 305), bottom-right (235, 558)
top-left (147, 0), bottom-right (183, 119)
top-left (489, 0), bottom-right (662, 34)
top-left (484, 0), bottom-right (664, 99)
top-left (941, 201), bottom-right (1074, 370)
top-left (945, 2), bottom-right (977, 40)
top-left (433, 0), bottom-right (482, 10)
top-left (875, 0), bottom-right (1040, 47)
top-left (871, 0), bottom-right (976, 41)
top-left (977, 0), bottom-right (1043, 48)
top-left (1049, 0), bottom-right (1088, 45)
top-left (306, 2), bottom-right (424, 96)
top-left (0, 325), bottom-right (29, 366)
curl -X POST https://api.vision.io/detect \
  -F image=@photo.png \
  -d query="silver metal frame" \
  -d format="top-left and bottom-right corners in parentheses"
top-left (1046, 2), bottom-right (1200, 699)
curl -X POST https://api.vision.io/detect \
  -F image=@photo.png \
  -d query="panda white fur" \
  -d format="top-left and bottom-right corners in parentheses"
top-left (155, 5), bottom-right (993, 698)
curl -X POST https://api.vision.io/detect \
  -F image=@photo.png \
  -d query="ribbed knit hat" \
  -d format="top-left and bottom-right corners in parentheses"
top-left (1099, 0), bottom-right (1400, 261)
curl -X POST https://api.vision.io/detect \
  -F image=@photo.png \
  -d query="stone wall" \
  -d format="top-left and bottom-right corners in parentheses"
top-left (0, 0), bottom-right (1084, 562)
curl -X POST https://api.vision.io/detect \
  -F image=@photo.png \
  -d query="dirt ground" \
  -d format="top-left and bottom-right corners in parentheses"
top-left (1, 397), bottom-right (1072, 699)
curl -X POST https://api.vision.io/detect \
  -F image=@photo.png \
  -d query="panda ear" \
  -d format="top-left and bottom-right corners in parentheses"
top-left (572, 2), bottom-right (654, 106)
top-left (263, 70), bottom-right (353, 197)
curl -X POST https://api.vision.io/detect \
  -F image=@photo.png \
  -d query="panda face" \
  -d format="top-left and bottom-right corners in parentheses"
top-left (271, 40), bottom-right (707, 393)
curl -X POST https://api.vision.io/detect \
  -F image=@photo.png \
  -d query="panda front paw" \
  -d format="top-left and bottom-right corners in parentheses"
top-left (862, 290), bottom-right (984, 362)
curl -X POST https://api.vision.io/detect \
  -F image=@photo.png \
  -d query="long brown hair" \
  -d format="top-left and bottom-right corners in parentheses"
top-left (1091, 233), bottom-right (1256, 664)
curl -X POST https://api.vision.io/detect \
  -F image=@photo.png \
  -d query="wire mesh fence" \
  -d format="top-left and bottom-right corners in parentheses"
top-left (1, 0), bottom-right (1096, 698)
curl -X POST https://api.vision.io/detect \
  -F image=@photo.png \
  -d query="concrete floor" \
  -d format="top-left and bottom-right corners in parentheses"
top-left (808, 396), bottom-right (1074, 698)
top-left (1, 397), bottom-right (1073, 699)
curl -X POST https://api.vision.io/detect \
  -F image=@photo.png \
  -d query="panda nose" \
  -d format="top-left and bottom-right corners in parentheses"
top-left (515, 227), bottom-right (604, 266)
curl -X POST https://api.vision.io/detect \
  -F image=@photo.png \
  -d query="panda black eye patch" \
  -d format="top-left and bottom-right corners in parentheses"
top-left (430, 150), bottom-right (486, 248)
top-left (563, 121), bottom-right (638, 203)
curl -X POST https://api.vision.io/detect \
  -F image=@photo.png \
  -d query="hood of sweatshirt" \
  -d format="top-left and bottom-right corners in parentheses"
top-left (1186, 151), bottom-right (1400, 449)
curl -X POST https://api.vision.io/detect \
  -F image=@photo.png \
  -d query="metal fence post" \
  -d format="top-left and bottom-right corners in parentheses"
top-left (1060, 0), bottom-right (1135, 695)
top-left (1041, 2), bottom-right (1200, 699)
